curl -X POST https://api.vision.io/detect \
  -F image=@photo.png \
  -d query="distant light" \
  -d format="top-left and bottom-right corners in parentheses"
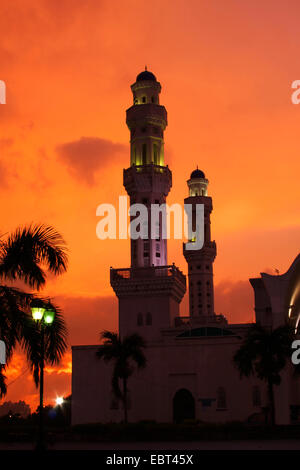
top-left (55, 397), bottom-right (64, 406)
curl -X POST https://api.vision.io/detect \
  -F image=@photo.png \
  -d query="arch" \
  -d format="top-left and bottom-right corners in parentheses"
top-left (173, 388), bottom-right (195, 423)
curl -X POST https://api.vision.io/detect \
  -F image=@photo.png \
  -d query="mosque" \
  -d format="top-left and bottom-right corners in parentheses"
top-left (71, 70), bottom-right (300, 425)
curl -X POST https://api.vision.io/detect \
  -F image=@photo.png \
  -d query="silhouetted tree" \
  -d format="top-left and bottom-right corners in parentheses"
top-left (96, 331), bottom-right (146, 423)
top-left (233, 323), bottom-right (295, 425)
top-left (0, 224), bottom-right (68, 393)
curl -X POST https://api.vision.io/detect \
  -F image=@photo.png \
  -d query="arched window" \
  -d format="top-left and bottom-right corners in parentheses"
top-left (142, 144), bottom-right (147, 165)
top-left (146, 312), bottom-right (152, 325)
top-left (252, 386), bottom-right (261, 407)
top-left (153, 144), bottom-right (158, 165)
top-left (216, 387), bottom-right (227, 409)
top-left (132, 145), bottom-right (136, 164)
top-left (137, 313), bottom-right (143, 326)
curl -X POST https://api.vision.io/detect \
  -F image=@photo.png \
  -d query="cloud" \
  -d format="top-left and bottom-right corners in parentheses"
top-left (54, 294), bottom-right (118, 345)
top-left (4, 293), bottom-right (118, 410)
top-left (214, 279), bottom-right (254, 324)
top-left (56, 137), bottom-right (127, 185)
top-left (0, 138), bottom-right (14, 186)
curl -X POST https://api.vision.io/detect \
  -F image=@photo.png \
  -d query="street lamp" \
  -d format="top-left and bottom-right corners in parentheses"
top-left (31, 299), bottom-right (55, 451)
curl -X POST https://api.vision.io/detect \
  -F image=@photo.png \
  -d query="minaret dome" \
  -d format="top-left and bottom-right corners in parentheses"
top-left (187, 167), bottom-right (209, 197)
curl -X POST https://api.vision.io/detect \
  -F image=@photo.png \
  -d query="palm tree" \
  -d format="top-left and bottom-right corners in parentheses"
top-left (96, 330), bottom-right (146, 423)
top-left (233, 322), bottom-right (295, 425)
top-left (0, 224), bottom-right (68, 394)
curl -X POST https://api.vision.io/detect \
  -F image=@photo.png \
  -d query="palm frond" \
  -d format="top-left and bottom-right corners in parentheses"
top-left (0, 224), bottom-right (68, 290)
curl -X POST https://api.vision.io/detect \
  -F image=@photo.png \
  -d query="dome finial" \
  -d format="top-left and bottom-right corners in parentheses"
top-left (145, 65), bottom-right (147, 71)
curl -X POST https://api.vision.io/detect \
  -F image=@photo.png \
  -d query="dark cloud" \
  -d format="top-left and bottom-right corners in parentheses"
top-left (214, 279), bottom-right (254, 324)
top-left (54, 294), bottom-right (118, 346)
top-left (56, 137), bottom-right (127, 185)
top-left (0, 138), bottom-right (14, 186)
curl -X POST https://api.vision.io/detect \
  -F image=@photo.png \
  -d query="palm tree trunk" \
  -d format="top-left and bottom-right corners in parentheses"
top-left (267, 378), bottom-right (275, 426)
top-left (123, 377), bottom-right (128, 424)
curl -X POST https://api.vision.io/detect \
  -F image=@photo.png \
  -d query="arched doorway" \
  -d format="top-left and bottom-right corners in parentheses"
top-left (173, 388), bottom-right (195, 423)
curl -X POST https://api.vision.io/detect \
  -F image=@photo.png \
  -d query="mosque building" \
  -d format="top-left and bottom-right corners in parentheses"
top-left (72, 70), bottom-right (300, 425)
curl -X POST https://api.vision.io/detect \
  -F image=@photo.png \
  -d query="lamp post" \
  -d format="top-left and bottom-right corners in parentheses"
top-left (31, 299), bottom-right (55, 451)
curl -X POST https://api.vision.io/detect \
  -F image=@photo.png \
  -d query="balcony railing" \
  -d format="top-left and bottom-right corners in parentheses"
top-left (174, 314), bottom-right (227, 327)
top-left (110, 264), bottom-right (186, 284)
top-left (124, 163), bottom-right (171, 177)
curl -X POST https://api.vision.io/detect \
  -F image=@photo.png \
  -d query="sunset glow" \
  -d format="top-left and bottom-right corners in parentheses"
top-left (1, 0), bottom-right (299, 412)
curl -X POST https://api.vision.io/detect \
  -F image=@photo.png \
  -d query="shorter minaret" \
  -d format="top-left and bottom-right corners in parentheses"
top-left (183, 169), bottom-right (217, 318)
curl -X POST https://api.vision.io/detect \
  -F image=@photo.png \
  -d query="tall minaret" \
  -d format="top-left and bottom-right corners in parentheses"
top-left (125, 68), bottom-right (169, 268)
top-left (110, 70), bottom-right (186, 341)
top-left (183, 169), bottom-right (217, 318)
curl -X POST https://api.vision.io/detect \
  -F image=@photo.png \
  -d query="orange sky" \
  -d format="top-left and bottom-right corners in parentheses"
top-left (1, 0), bottom-right (299, 411)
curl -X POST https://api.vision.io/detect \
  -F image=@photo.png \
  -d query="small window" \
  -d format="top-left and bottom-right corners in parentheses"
top-left (217, 387), bottom-right (227, 409)
top-left (141, 127), bottom-right (146, 133)
top-left (197, 281), bottom-right (201, 285)
top-left (206, 265), bottom-right (209, 270)
top-left (137, 313), bottom-right (143, 326)
top-left (142, 96), bottom-right (146, 103)
top-left (197, 265), bottom-right (201, 270)
top-left (151, 96), bottom-right (155, 103)
top-left (156, 252), bottom-right (160, 257)
top-left (206, 281), bottom-right (210, 286)
top-left (143, 252), bottom-right (149, 258)
top-left (146, 312), bottom-right (152, 325)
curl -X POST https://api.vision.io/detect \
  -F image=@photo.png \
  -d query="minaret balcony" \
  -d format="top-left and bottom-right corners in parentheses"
top-left (126, 103), bottom-right (167, 129)
top-left (110, 264), bottom-right (186, 302)
top-left (123, 163), bottom-right (172, 195)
